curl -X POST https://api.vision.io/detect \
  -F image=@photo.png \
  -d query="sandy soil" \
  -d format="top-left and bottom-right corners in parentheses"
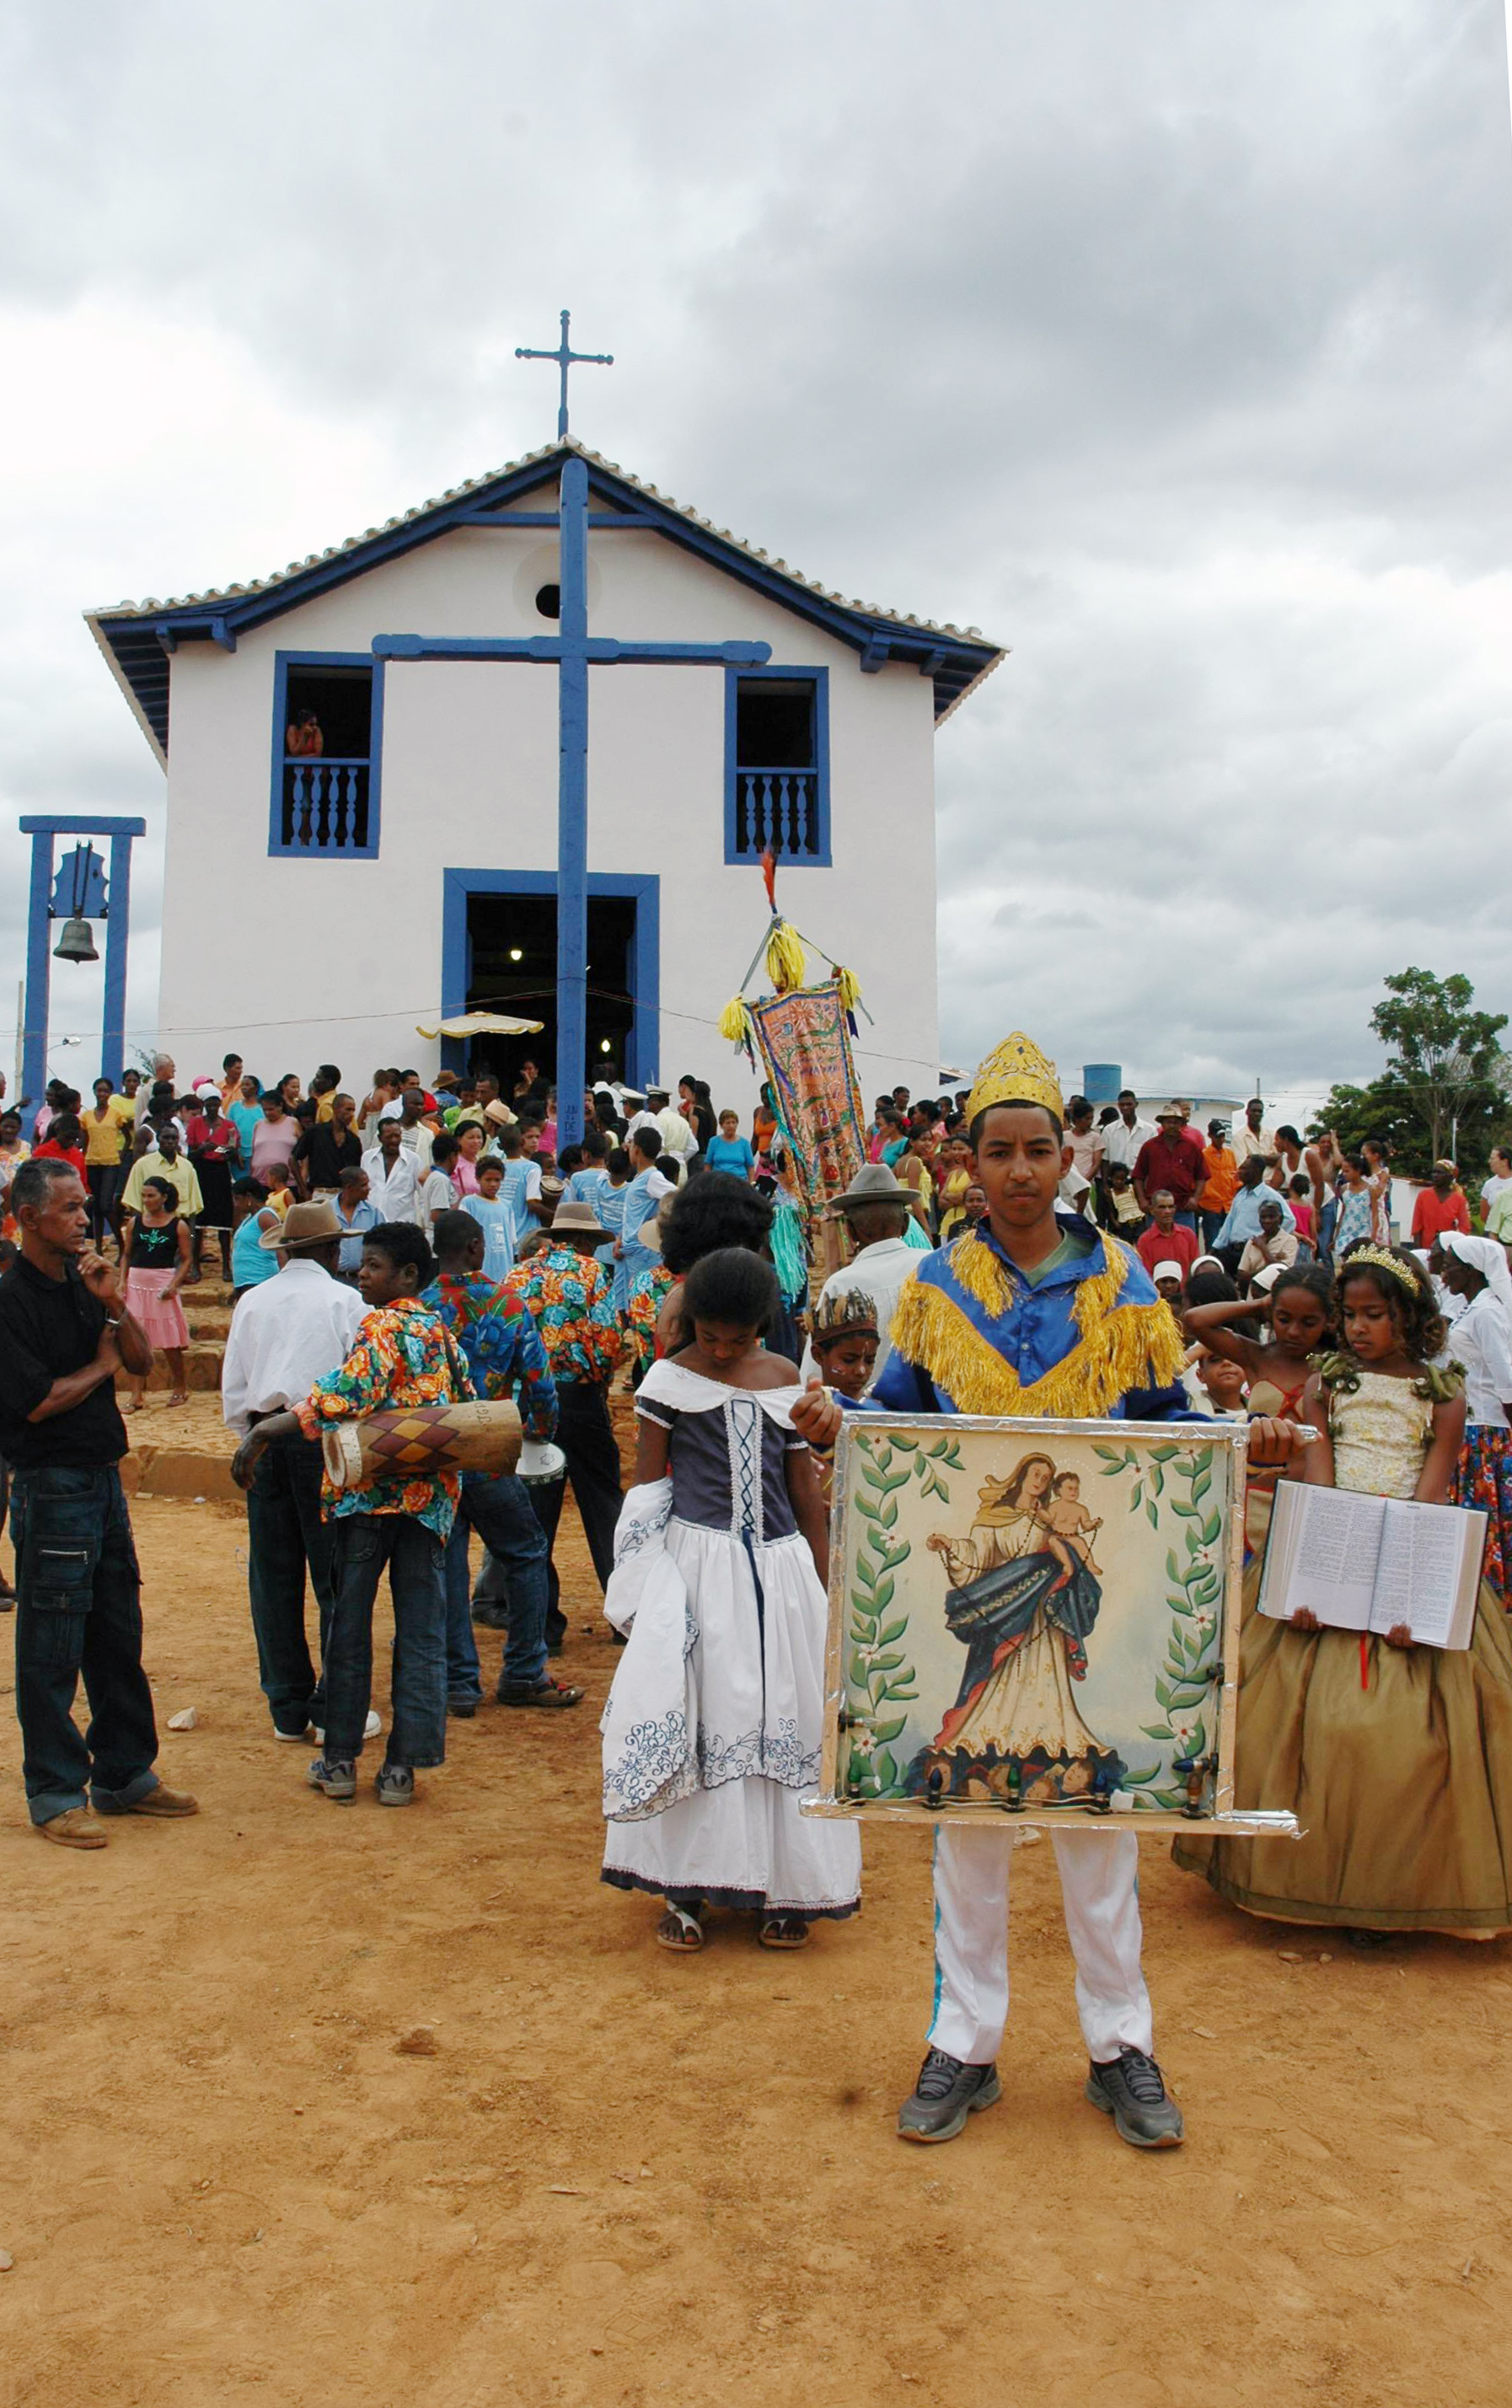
top-left (3, 1485), bottom-right (1512, 2408)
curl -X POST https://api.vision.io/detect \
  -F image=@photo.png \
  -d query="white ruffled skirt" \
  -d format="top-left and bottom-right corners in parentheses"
top-left (599, 1483), bottom-right (861, 1918)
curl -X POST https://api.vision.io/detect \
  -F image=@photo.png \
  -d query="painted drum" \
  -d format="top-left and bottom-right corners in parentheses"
top-left (321, 1399), bottom-right (522, 1489)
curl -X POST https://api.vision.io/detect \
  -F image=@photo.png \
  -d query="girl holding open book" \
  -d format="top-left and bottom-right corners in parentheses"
top-left (1177, 1243), bottom-right (1512, 1939)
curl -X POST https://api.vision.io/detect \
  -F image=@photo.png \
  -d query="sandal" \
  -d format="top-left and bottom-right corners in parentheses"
top-left (169, 1390), bottom-right (190, 1408)
top-left (656, 1904), bottom-right (705, 1953)
top-left (758, 1915), bottom-right (810, 1950)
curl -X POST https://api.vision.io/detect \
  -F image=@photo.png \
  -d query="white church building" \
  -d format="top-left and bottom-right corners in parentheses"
top-left (88, 437), bottom-right (1002, 1107)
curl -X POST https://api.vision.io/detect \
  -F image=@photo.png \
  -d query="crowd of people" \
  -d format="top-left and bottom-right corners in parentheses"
top-left (4, 1031), bottom-right (1512, 2159)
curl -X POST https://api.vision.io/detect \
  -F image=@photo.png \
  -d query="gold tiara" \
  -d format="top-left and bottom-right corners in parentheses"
top-left (1338, 1243), bottom-right (1423, 1296)
top-left (965, 1032), bottom-right (1064, 1127)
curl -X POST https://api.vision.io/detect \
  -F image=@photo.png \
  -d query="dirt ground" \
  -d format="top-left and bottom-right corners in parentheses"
top-left (3, 1482), bottom-right (1512, 2408)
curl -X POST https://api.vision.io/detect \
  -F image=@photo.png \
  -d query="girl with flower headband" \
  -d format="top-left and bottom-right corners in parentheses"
top-left (1177, 1242), bottom-right (1512, 1938)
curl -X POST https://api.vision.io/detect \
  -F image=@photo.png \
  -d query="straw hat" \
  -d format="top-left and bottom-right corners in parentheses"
top-left (547, 1199), bottom-right (608, 1239)
top-left (258, 1201), bottom-right (343, 1252)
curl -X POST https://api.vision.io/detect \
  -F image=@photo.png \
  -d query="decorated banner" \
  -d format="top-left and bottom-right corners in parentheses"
top-left (748, 979), bottom-right (867, 1220)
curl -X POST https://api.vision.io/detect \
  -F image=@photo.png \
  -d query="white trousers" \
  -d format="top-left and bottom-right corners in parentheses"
top-left (927, 1823), bottom-right (1154, 2066)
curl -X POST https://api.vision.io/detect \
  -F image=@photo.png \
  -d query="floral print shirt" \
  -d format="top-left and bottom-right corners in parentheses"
top-left (503, 1243), bottom-right (624, 1386)
top-left (292, 1296), bottom-right (475, 1537)
top-left (421, 1272), bottom-right (558, 1440)
top-left (626, 1263), bottom-right (676, 1374)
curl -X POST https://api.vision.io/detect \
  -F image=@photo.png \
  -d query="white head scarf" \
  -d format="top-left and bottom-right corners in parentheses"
top-left (1445, 1231), bottom-right (1512, 1319)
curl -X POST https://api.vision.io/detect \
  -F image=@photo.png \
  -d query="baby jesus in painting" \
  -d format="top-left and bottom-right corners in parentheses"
top-left (1041, 1472), bottom-right (1103, 1578)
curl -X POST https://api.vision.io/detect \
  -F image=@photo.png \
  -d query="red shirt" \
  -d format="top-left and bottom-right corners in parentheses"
top-left (1136, 1222), bottom-right (1201, 1280)
top-left (35, 1139), bottom-right (87, 1177)
top-left (1412, 1187), bottom-right (1471, 1246)
top-left (1132, 1130), bottom-right (1206, 1211)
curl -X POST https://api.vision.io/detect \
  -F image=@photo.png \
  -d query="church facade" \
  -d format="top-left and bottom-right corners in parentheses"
top-left (88, 438), bottom-right (1001, 1106)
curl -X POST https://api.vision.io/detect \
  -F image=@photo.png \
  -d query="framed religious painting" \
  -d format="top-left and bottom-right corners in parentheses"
top-left (807, 1413), bottom-right (1296, 1835)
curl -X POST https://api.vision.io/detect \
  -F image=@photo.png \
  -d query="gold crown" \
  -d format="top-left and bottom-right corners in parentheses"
top-left (965, 1032), bottom-right (1065, 1127)
top-left (1338, 1242), bottom-right (1423, 1296)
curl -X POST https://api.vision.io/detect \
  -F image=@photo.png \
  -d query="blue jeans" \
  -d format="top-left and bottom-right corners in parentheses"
top-left (1198, 1211), bottom-right (1226, 1253)
top-left (11, 1464), bottom-right (160, 1825)
top-left (321, 1513), bottom-right (448, 1769)
top-left (244, 1429), bottom-right (337, 1734)
top-left (445, 1470), bottom-right (552, 1696)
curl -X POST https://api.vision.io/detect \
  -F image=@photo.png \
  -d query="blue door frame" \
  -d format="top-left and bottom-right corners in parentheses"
top-left (440, 868), bottom-right (659, 1088)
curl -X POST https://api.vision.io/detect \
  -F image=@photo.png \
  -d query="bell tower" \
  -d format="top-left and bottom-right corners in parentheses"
top-left (19, 814), bottom-right (146, 1103)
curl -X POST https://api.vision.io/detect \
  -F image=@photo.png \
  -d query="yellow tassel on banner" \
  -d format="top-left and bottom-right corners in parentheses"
top-left (831, 963), bottom-right (863, 1016)
top-left (717, 995), bottom-right (751, 1045)
top-left (765, 920), bottom-right (808, 995)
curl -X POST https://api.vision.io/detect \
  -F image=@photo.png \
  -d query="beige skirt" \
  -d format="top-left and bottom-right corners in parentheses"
top-left (1174, 1553), bottom-right (1512, 1934)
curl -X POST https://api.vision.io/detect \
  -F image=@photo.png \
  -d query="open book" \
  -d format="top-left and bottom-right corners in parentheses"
top-left (1257, 1484), bottom-right (1487, 1649)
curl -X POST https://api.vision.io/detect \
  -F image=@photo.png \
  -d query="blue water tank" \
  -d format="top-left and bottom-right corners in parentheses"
top-left (1080, 1063), bottom-right (1122, 1105)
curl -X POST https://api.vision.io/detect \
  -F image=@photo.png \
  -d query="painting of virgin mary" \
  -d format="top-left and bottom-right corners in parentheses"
top-left (920, 1451), bottom-right (1118, 1783)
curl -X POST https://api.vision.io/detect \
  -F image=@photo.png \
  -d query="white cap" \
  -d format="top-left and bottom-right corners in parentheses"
top-left (1152, 1258), bottom-right (1185, 1284)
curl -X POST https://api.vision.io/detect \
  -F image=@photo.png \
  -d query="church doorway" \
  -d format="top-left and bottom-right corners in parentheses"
top-left (441, 870), bottom-right (661, 1098)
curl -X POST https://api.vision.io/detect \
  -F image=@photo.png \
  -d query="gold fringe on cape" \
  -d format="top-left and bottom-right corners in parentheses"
top-left (888, 1238), bottom-right (1187, 1419)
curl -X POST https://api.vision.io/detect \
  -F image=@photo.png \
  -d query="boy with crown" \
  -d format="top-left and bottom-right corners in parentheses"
top-left (867, 1031), bottom-right (1306, 2150)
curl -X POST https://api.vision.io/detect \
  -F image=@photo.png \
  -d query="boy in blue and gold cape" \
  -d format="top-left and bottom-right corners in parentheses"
top-left (873, 1032), bottom-right (1306, 2153)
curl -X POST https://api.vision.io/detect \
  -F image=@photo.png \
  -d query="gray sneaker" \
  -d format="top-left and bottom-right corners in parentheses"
top-left (897, 2048), bottom-right (1002, 2143)
top-left (375, 1764), bottom-right (415, 1807)
top-left (306, 1757), bottom-right (357, 1803)
top-left (1085, 2048), bottom-right (1184, 2148)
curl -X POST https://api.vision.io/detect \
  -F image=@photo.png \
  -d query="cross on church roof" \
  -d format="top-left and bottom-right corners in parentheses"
top-left (514, 309), bottom-right (614, 439)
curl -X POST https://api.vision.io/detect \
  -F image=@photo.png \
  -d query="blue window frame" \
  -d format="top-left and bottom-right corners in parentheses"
top-left (724, 664), bottom-right (829, 866)
top-left (269, 651), bottom-right (384, 859)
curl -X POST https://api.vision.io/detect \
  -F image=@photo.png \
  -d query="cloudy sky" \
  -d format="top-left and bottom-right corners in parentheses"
top-left (3, 0), bottom-right (1509, 1109)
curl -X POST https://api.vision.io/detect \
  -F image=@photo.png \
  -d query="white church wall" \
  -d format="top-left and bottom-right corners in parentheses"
top-left (155, 505), bottom-right (941, 1106)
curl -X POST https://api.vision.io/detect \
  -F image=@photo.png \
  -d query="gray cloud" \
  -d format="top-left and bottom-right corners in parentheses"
top-left (1, 0), bottom-right (1509, 1100)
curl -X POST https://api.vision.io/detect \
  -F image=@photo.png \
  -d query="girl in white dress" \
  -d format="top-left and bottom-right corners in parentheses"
top-left (599, 1247), bottom-right (862, 1951)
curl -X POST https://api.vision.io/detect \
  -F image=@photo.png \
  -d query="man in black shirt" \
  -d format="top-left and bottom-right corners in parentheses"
top-left (292, 1091), bottom-right (362, 1201)
top-left (0, 1159), bottom-right (199, 1848)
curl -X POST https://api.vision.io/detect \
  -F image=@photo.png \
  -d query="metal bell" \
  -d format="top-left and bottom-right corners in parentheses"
top-left (52, 914), bottom-right (99, 964)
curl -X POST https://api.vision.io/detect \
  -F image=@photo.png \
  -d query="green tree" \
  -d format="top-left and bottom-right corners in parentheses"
top-left (1370, 969), bottom-right (1506, 1170)
top-left (1307, 971), bottom-right (1509, 1179)
top-left (1306, 1075), bottom-right (1419, 1163)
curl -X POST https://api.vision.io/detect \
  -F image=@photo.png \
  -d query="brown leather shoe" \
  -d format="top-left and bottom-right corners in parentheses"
top-left (39, 1807), bottom-right (108, 1849)
top-left (98, 1783), bottom-right (200, 1819)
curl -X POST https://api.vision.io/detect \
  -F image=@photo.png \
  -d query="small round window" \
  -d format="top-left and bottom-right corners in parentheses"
top-left (534, 582), bottom-right (561, 620)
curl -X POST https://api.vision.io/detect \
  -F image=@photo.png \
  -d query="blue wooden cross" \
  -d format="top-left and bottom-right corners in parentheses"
top-left (374, 437), bottom-right (771, 1145)
top-left (515, 310), bottom-right (614, 441)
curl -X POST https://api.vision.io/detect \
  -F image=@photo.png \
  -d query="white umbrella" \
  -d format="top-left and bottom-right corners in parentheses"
top-left (414, 1011), bottom-right (546, 1039)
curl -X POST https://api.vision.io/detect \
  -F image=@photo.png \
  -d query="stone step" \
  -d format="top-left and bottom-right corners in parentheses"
top-left (119, 1392), bottom-right (241, 1501)
top-left (116, 1343), bottom-right (225, 1395)
top-left (119, 1446), bottom-right (241, 1503)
